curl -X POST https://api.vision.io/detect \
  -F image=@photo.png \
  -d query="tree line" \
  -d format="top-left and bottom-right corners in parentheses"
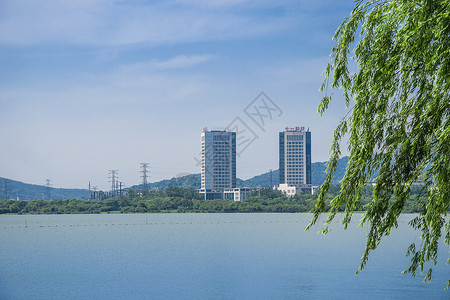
top-left (0, 185), bottom-right (430, 215)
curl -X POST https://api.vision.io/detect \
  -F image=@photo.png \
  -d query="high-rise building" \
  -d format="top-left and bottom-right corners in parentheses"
top-left (201, 128), bottom-right (236, 190)
top-left (277, 126), bottom-right (312, 195)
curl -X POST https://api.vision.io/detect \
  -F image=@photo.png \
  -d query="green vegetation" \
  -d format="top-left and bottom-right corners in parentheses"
top-left (0, 157), bottom-right (351, 201)
top-left (0, 185), bottom-right (429, 215)
top-left (0, 177), bottom-right (88, 200)
top-left (311, 0), bottom-right (450, 288)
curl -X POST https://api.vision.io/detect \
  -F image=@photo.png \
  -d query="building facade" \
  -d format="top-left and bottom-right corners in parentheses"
top-left (201, 128), bottom-right (236, 190)
top-left (223, 188), bottom-right (252, 202)
top-left (199, 187), bottom-right (252, 201)
top-left (278, 126), bottom-right (312, 195)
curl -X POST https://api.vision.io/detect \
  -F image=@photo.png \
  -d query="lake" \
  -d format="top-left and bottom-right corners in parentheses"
top-left (0, 213), bottom-right (448, 299)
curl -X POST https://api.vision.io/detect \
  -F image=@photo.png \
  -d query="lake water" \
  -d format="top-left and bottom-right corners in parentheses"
top-left (1, 213), bottom-right (448, 299)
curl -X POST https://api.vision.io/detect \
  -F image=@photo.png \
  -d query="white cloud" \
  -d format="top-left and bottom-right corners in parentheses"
top-left (0, 53), bottom-right (349, 188)
top-left (174, 0), bottom-right (252, 7)
top-left (0, 0), bottom-right (355, 189)
top-left (0, 0), bottom-right (295, 46)
top-left (118, 55), bottom-right (216, 74)
top-left (153, 55), bottom-right (215, 70)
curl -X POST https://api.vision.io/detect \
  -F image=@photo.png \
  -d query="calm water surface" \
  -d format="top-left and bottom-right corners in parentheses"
top-left (0, 213), bottom-right (448, 299)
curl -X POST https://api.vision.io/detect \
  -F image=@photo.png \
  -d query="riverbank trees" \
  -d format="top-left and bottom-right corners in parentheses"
top-left (0, 185), bottom-right (430, 215)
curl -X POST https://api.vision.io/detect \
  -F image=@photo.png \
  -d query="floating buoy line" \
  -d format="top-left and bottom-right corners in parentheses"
top-left (2, 220), bottom-right (301, 229)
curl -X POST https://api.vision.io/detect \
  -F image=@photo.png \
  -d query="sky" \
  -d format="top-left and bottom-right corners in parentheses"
top-left (0, 0), bottom-right (355, 190)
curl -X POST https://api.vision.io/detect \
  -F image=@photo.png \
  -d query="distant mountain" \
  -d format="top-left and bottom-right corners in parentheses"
top-left (239, 169), bottom-right (279, 188)
top-left (1, 157), bottom-right (350, 200)
top-left (132, 156), bottom-right (350, 189)
top-left (133, 174), bottom-right (249, 190)
top-left (311, 156), bottom-right (349, 186)
top-left (0, 177), bottom-right (89, 201)
top-left (134, 174), bottom-right (202, 190)
top-left (239, 156), bottom-right (348, 187)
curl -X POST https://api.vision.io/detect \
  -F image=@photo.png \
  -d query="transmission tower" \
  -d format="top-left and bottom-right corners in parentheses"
top-left (45, 179), bottom-right (52, 200)
top-left (119, 182), bottom-right (124, 196)
top-left (92, 186), bottom-right (99, 201)
top-left (140, 163), bottom-right (149, 191)
top-left (108, 170), bottom-right (119, 197)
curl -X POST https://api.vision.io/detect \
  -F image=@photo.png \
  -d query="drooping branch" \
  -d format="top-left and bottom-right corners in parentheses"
top-left (307, 0), bottom-right (450, 288)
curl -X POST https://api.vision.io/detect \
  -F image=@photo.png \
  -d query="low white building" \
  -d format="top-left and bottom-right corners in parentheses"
top-left (198, 188), bottom-right (253, 201)
top-left (275, 183), bottom-right (314, 197)
top-left (223, 188), bottom-right (252, 202)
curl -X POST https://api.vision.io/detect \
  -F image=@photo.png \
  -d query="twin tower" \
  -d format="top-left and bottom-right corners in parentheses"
top-left (199, 127), bottom-right (312, 200)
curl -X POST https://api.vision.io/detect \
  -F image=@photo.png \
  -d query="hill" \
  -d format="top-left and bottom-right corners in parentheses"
top-left (311, 156), bottom-right (349, 186)
top-left (135, 174), bottom-right (202, 190)
top-left (237, 156), bottom-right (349, 187)
top-left (1, 157), bottom-right (350, 200)
top-left (132, 156), bottom-right (350, 189)
top-left (0, 177), bottom-right (89, 200)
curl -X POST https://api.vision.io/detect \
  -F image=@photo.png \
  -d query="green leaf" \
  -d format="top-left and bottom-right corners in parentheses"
top-left (310, 0), bottom-right (450, 289)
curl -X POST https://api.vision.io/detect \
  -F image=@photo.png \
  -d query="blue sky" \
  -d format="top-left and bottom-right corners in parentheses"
top-left (0, 0), bottom-right (354, 190)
